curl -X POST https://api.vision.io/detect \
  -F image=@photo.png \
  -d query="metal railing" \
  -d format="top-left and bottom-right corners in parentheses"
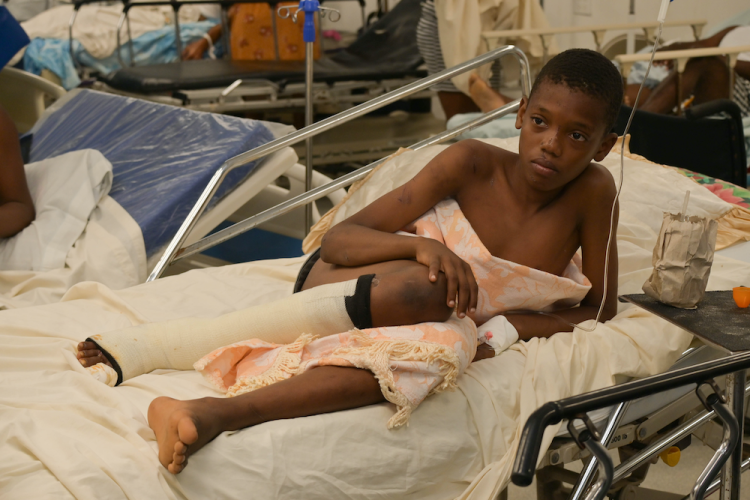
top-left (147, 44), bottom-right (532, 281)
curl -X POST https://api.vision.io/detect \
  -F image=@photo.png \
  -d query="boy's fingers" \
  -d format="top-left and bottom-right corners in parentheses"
top-left (443, 264), bottom-right (458, 309)
top-left (428, 258), bottom-right (440, 282)
top-left (456, 272), bottom-right (470, 317)
top-left (78, 341), bottom-right (97, 351)
top-left (465, 263), bottom-right (478, 313)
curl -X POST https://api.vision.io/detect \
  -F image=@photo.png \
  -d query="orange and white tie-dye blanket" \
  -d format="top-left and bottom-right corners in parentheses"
top-left (194, 199), bottom-right (591, 428)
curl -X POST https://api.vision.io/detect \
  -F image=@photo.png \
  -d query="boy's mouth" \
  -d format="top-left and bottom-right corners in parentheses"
top-left (530, 158), bottom-right (557, 177)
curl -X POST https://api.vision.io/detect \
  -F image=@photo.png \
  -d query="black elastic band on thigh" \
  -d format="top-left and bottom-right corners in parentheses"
top-left (293, 248), bottom-right (322, 294)
top-left (345, 274), bottom-right (375, 330)
top-left (86, 338), bottom-right (124, 386)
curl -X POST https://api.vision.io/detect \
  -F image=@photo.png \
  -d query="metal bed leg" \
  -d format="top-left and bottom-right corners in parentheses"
top-left (126, 7), bottom-right (135, 66)
top-left (720, 370), bottom-right (745, 500)
top-left (68, 6), bottom-right (81, 76)
top-left (569, 401), bottom-right (631, 500)
top-left (173, 3), bottom-right (183, 60)
top-left (221, 5), bottom-right (232, 59)
top-left (568, 415), bottom-right (614, 500)
top-left (693, 379), bottom-right (741, 500)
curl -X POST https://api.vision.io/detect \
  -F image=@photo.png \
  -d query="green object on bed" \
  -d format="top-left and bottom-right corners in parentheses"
top-left (675, 168), bottom-right (750, 209)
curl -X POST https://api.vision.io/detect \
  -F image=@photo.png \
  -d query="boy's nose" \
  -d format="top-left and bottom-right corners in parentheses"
top-left (540, 130), bottom-right (562, 157)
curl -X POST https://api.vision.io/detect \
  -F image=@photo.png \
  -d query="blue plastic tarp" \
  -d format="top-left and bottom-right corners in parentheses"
top-left (29, 90), bottom-right (276, 256)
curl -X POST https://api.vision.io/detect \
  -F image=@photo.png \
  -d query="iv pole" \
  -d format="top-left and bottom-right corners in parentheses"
top-left (278, 1), bottom-right (340, 235)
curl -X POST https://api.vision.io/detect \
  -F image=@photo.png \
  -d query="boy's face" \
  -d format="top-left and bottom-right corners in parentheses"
top-left (514, 80), bottom-right (617, 191)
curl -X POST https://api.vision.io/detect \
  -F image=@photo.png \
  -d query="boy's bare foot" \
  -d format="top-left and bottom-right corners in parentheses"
top-left (77, 341), bottom-right (113, 368)
top-left (468, 73), bottom-right (510, 113)
top-left (147, 396), bottom-right (224, 474)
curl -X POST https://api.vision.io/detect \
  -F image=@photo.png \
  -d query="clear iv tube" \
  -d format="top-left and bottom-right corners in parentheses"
top-left (512, 22), bottom-right (667, 333)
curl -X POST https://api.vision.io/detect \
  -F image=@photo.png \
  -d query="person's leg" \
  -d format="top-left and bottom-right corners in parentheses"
top-left (148, 259), bottom-right (454, 473)
top-left (438, 91), bottom-right (480, 119)
top-left (640, 57), bottom-right (730, 114)
top-left (468, 73), bottom-right (511, 113)
top-left (623, 83), bottom-right (651, 108)
top-left (149, 365), bottom-right (384, 473)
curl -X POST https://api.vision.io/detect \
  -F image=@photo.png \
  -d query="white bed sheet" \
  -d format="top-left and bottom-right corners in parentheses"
top-left (2, 144), bottom-right (750, 499)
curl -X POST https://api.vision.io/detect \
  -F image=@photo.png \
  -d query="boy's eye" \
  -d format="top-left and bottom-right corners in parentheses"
top-left (571, 132), bottom-right (586, 141)
top-left (531, 117), bottom-right (544, 126)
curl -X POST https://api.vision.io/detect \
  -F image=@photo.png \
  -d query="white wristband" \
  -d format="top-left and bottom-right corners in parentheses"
top-left (477, 315), bottom-right (520, 356)
top-left (202, 33), bottom-right (216, 59)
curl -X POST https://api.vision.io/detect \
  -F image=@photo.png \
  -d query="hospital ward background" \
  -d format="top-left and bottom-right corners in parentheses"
top-left (2, 0), bottom-right (750, 498)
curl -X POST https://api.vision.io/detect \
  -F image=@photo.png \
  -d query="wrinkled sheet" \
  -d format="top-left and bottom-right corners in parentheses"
top-left (2, 142), bottom-right (750, 498)
top-left (0, 149), bottom-right (112, 272)
top-left (20, 3), bottom-right (203, 59)
top-left (0, 194), bottom-right (146, 310)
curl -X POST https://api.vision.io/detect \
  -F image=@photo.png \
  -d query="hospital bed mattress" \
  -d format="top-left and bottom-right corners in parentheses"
top-left (100, 0), bottom-right (425, 93)
top-left (27, 89), bottom-right (277, 256)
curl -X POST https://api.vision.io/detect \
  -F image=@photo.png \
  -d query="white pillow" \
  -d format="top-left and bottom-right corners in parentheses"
top-left (0, 149), bottom-right (113, 271)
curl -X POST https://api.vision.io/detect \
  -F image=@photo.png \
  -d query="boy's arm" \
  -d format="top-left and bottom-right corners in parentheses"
top-left (505, 169), bottom-right (619, 340)
top-left (321, 140), bottom-right (487, 314)
top-left (0, 107), bottom-right (35, 239)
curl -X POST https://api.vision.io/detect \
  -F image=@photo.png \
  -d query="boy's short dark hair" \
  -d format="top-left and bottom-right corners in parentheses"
top-left (529, 48), bottom-right (624, 134)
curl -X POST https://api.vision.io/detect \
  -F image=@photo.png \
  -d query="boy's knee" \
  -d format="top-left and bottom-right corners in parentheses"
top-left (392, 272), bottom-right (454, 323)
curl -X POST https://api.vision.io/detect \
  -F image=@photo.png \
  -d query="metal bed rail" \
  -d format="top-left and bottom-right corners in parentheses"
top-left (482, 19), bottom-right (707, 63)
top-left (147, 44), bottom-right (532, 281)
top-left (511, 352), bottom-right (750, 496)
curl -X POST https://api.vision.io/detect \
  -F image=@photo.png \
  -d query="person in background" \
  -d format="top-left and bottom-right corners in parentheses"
top-left (181, 2), bottom-right (319, 61)
top-left (0, 105), bottom-right (35, 238)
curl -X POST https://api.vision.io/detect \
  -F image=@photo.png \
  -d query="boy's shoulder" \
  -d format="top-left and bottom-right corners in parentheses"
top-left (567, 161), bottom-right (618, 209)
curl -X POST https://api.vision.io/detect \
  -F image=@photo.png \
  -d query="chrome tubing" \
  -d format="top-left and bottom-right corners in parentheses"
top-left (700, 457), bottom-right (750, 499)
top-left (173, 5), bottom-right (183, 60)
top-left (581, 440), bottom-right (614, 500)
top-left (611, 381), bottom-right (750, 485)
top-left (304, 41), bottom-right (314, 235)
top-left (126, 10), bottom-right (135, 65)
top-left (116, 13), bottom-right (127, 67)
top-left (68, 7), bottom-right (80, 74)
top-left (691, 399), bottom-right (739, 500)
top-left (173, 99), bottom-right (521, 263)
top-left (569, 401), bottom-right (631, 500)
top-left (146, 45), bottom-right (531, 281)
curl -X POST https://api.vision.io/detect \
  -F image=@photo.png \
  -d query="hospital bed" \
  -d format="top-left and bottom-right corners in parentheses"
top-left (2, 45), bottom-right (750, 500)
top-left (25, 88), bottom-right (302, 264)
top-left (94, 0), bottom-right (429, 115)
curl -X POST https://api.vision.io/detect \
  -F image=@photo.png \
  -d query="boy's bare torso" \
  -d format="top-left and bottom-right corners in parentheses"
top-left (309, 140), bottom-right (609, 285)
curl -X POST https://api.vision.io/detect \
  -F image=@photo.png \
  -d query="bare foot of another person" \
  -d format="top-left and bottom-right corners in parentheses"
top-left (148, 397), bottom-right (224, 474)
top-left (77, 341), bottom-right (113, 368)
top-left (468, 73), bottom-right (510, 113)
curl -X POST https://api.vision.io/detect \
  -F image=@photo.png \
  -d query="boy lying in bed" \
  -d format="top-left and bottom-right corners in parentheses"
top-left (77, 48), bottom-right (622, 474)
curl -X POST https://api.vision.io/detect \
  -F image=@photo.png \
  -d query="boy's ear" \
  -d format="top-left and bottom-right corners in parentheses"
top-left (514, 96), bottom-right (528, 130)
top-left (593, 132), bottom-right (618, 162)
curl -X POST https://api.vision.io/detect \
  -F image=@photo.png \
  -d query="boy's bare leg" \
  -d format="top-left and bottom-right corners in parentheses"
top-left (146, 260), bottom-right (454, 473)
top-left (468, 73), bottom-right (510, 113)
top-left (149, 365), bottom-right (384, 473)
top-left (640, 57), bottom-right (730, 114)
top-left (623, 84), bottom-right (651, 107)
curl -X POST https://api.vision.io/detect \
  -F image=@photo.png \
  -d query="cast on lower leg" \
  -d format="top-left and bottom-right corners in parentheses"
top-left (88, 275), bottom-right (376, 385)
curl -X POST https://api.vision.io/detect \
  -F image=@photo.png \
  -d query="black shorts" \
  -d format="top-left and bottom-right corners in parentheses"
top-left (293, 248), bottom-right (321, 293)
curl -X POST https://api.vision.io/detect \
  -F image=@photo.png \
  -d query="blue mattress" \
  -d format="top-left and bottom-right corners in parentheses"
top-left (29, 90), bottom-right (276, 256)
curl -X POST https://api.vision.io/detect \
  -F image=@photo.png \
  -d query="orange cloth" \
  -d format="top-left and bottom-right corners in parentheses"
top-left (230, 2), bottom-right (320, 61)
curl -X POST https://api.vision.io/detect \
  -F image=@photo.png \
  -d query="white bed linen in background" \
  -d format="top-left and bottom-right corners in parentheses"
top-left (19, 3), bottom-right (203, 59)
top-left (0, 149), bottom-right (112, 272)
top-left (0, 193), bottom-right (146, 309)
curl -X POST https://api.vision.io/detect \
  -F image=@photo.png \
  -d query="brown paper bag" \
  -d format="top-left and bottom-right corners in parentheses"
top-left (642, 212), bottom-right (718, 309)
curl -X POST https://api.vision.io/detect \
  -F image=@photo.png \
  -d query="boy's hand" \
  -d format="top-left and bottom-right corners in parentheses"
top-left (415, 238), bottom-right (478, 318)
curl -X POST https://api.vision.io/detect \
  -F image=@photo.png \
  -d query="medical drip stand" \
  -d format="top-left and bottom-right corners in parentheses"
top-left (278, 1), bottom-right (340, 235)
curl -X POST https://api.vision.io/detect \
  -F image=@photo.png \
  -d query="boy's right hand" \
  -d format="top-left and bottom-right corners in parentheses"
top-left (415, 238), bottom-right (478, 318)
